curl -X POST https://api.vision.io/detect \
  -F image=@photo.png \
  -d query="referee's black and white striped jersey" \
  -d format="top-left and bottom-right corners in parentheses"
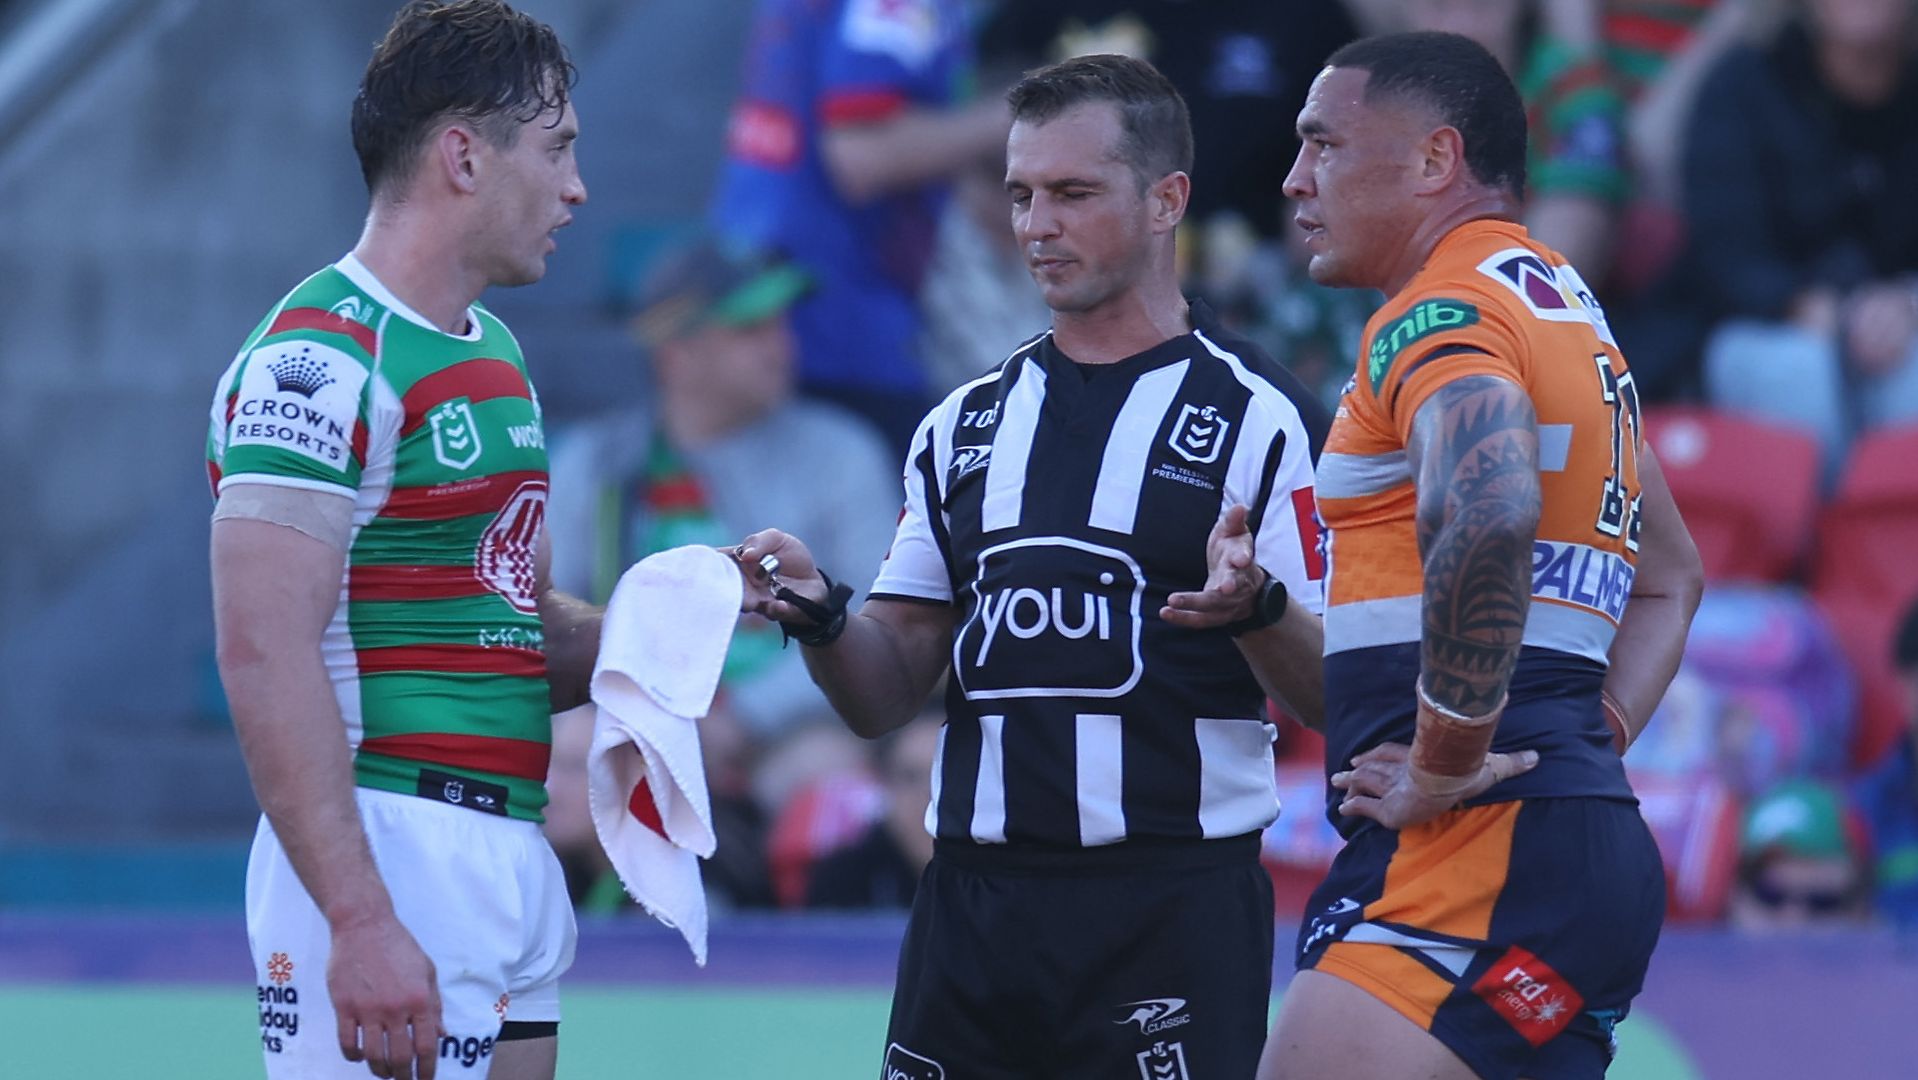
top-left (871, 300), bottom-right (1333, 849)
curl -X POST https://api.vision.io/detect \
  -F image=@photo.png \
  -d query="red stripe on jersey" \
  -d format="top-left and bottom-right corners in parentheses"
top-left (357, 643), bottom-right (547, 678)
top-left (359, 732), bottom-right (552, 782)
top-left (381, 470), bottom-right (548, 519)
top-left (351, 421), bottom-right (369, 468)
top-left (349, 564), bottom-right (488, 601)
top-left (268, 307), bottom-right (378, 355)
top-left (1292, 487), bottom-right (1326, 581)
top-left (820, 88), bottom-right (908, 126)
top-left (399, 358), bottom-right (531, 436)
top-left (648, 477), bottom-right (706, 512)
top-left (207, 460), bottom-right (222, 496)
top-left (225, 390), bottom-right (239, 425)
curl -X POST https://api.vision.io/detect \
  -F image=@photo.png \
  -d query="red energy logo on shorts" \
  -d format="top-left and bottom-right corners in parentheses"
top-left (1471, 946), bottom-right (1583, 1047)
top-left (266, 952), bottom-right (294, 986)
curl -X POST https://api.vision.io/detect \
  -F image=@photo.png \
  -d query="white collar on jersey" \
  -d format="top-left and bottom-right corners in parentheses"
top-left (335, 253), bottom-right (486, 342)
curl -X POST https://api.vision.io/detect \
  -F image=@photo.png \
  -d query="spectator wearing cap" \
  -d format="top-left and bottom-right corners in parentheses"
top-left (543, 236), bottom-right (901, 906)
top-left (1854, 598), bottom-right (1918, 929)
top-left (1729, 778), bottom-right (1875, 931)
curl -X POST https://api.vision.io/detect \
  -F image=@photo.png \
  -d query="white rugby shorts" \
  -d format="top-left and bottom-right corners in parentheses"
top-left (246, 787), bottom-right (577, 1077)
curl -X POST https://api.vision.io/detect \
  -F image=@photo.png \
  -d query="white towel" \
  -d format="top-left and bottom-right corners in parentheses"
top-left (586, 544), bottom-right (742, 965)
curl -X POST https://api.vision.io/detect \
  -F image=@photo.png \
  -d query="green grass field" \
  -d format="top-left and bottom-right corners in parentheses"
top-left (0, 985), bottom-right (1704, 1078)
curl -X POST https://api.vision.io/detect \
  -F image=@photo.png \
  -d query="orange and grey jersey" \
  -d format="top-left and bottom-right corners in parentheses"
top-left (1317, 219), bottom-right (1638, 829)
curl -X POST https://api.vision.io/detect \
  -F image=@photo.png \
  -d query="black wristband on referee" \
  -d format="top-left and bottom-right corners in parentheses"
top-left (1222, 572), bottom-right (1288, 637)
top-left (775, 570), bottom-right (853, 648)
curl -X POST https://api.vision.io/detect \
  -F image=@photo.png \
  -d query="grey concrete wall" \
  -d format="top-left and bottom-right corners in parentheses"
top-left (0, 0), bottom-right (750, 840)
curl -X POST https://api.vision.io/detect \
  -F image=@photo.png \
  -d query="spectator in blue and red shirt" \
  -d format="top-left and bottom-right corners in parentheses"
top-left (710, 0), bottom-right (1010, 457)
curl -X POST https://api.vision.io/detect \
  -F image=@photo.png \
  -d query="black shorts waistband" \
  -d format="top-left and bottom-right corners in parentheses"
top-left (933, 832), bottom-right (1261, 877)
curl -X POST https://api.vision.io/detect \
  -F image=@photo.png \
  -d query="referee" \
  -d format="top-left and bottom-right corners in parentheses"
top-left (737, 54), bottom-right (1330, 1079)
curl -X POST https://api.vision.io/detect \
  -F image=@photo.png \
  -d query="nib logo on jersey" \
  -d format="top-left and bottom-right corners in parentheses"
top-left (230, 342), bottom-right (368, 468)
top-left (955, 537), bottom-right (1144, 700)
top-left (257, 950), bottom-right (301, 1054)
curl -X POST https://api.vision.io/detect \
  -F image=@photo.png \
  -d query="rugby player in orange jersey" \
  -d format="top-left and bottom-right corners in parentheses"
top-left (1257, 31), bottom-right (1704, 1080)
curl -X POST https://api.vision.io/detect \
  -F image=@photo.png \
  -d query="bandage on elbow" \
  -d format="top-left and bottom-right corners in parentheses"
top-left (1409, 681), bottom-right (1505, 799)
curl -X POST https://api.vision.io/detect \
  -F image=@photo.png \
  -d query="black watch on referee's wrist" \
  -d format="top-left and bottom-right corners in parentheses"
top-left (1223, 572), bottom-right (1288, 637)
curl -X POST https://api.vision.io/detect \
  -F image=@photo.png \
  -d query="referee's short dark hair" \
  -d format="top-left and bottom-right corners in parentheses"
top-left (1325, 31), bottom-right (1528, 199)
top-left (352, 0), bottom-right (578, 197)
top-left (1007, 54), bottom-right (1193, 189)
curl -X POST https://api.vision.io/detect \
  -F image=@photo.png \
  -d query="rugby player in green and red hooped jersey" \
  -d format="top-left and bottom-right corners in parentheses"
top-left (207, 6), bottom-right (751, 1079)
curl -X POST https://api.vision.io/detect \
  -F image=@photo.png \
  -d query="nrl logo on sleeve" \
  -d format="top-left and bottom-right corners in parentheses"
top-left (429, 397), bottom-right (483, 470)
top-left (1366, 298), bottom-right (1479, 392)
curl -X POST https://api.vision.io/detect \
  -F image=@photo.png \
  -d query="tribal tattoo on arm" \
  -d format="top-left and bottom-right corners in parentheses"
top-left (1407, 375), bottom-right (1542, 716)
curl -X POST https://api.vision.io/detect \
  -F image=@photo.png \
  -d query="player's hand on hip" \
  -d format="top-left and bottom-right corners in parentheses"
top-left (1162, 503), bottom-right (1261, 629)
top-left (730, 529), bottom-right (828, 621)
top-left (1332, 741), bottom-right (1538, 831)
top-left (327, 913), bottom-right (441, 1080)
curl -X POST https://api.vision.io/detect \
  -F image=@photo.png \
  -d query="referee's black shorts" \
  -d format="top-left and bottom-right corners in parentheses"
top-left (882, 833), bottom-right (1274, 1080)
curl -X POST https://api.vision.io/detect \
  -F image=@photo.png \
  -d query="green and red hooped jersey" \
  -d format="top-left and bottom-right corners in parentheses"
top-left (208, 256), bottom-right (554, 821)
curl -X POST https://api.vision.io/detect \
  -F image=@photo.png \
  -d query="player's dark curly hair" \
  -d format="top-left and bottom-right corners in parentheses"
top-left (1325, 31), bottom-right (1529, 199)
top-left (1006, 53), bottom-right (1193, 189)
top-left (351, 0), bottom-right (578, 196)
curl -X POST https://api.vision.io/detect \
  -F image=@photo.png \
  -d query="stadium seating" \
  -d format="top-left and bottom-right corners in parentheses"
top-left (1812, 424), bottom-right (1918, 602)
top-left (1641, 406), bottom-right (1821, 582)
top-left (765, 770), bottom-right (885, 908)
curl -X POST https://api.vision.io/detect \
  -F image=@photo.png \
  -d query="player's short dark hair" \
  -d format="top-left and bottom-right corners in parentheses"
top-left (1325, 31), bottom-right (1528, 198)
top-left (1006, 53), bottom-right (1193, 188)
top-left (1895, 596), bottom-right (1918, 672)
top-left (351, 0), bottom-right (577, 196)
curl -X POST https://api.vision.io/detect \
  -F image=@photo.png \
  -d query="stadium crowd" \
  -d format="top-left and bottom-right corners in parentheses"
top-left (535, 0), bottom-right (1918, 935)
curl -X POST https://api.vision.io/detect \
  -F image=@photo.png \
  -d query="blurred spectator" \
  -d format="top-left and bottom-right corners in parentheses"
top-left (546, 236), bottom-right (899, 904)
top-left (1854, 597), bottom-right (1918, 928)
top-left (915, 147), bottom-right (1054, 393)
top-left (1729, 778), bottom-right (1875, 931)
top-left (978, 1), bottom-right (1360, 241)
top-left (1669, 0), bottom-right (1918, 473)
top-left (1401, 0), bottom-right (1627, 284)
top-left (803, 712), bottom-right (943, 909)
top-left (710, 0), bottom-right (1010, 456)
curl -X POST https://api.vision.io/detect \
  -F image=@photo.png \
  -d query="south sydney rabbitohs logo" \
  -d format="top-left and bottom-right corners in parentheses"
top-left (1115, 997), bottom-right (1192, 1036)
top-left (429, 396), bottom-right (484, 469)
top-left (477, 479), bottom-right (546, 614)
top-left (1168, 403), bottom-right (1230, 465)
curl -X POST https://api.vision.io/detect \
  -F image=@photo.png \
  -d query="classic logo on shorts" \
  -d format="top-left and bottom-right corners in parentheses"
top-left (1115, 998), bottom-right (1191, 1035)
top-left (954, 537), bottom-right (1144, 700)
top-left (883, 1042), bottom-right (946, 1080)
top-left (1136, 1040), bottom-right (1191, 1080)
top-left (1168, 403), bottom-right (1231, 465)
top-left (257, 950), bottom-right (301, 1054)
top-left (430, 397), bottom-right (484, 470)
top-left (1472, 945), bottom-right (1585, 1047)
top-left (476, 479), bottom-right (546, 614)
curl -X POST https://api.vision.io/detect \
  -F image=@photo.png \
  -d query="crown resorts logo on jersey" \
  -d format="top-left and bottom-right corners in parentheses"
top-left (954, 537), bottom-right (1144, 700)
top-left (229, 341), bottom-right (369, 470)
top-left (430, 397), bottom-right (484, 470)
top-left (1366, 299), bottom-right (1480, 392)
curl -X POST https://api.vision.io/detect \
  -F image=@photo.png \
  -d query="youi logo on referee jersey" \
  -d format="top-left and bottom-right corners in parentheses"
top-left (955, 537), bottom-right (1144, 700)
